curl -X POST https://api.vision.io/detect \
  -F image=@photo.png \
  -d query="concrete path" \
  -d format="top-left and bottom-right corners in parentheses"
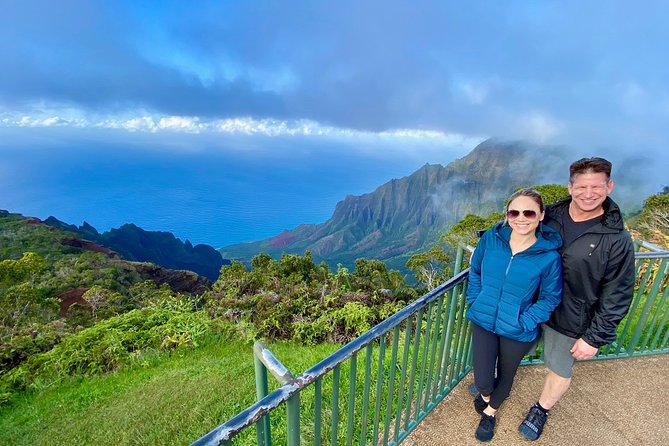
top-left (403, 355), bottom-right (669, 446)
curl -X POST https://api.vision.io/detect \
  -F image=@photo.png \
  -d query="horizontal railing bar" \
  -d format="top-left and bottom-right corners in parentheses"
top-left (254, 340), bottom-right (295, 386)
top-left (634, 251), bottom-right (669, 259)
top-left (191, 381), bottom-right (303, 445)
top-left (638, 240), bottom-right (667, 252)
top-left (466, 242), bottom-right (668, 259)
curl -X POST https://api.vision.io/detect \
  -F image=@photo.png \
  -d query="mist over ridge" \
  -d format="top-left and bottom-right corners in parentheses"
top-left (220, 138), bottom-right (663, 271)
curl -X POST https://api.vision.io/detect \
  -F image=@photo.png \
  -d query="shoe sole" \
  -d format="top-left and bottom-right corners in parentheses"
top-left (476, 433), bottom-right (494, 442)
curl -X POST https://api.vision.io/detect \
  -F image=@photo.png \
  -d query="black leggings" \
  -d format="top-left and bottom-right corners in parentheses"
top-left (470, 323), bottom-right (534, 409)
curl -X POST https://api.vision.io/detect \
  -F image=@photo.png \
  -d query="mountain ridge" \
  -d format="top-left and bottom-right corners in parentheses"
top-left (42, 218), bottom-right (228, 281)
top-left (219, 139), bottom-right (569, 270)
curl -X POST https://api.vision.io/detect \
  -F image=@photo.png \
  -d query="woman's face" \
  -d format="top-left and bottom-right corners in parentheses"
top-left (507, 195), bottom-right (544, 236)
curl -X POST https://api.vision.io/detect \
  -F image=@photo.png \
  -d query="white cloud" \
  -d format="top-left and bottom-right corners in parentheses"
top-left (97, 116), bottom-right (158, 132)
top-left (620, 82), bottom-right (669, 118)
top-left (0, 108), bottom-right (485, 154)
top-left (516, 111), bottom-right (562, 143)
top-left (10, 115), bottom-right (71, 127)
top-left (158, 116), bottom-right (203, 132)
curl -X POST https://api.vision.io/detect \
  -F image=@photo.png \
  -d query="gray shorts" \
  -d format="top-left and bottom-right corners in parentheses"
top-left (542, 324), bottom-right (579, 378)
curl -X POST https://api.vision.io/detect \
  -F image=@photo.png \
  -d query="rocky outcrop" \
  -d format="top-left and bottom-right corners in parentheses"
top-left (56, 262), bottom-right (212, 315)
top-left (61, 237), bottom-right (118, 258)
top-left (57, 287), bottom-right (90, 315)
top-left (126, 262), bottom-right (212, 295)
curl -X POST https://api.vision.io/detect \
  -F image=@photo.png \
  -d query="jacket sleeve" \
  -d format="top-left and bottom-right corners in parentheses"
top-left (583, 232), bottom-right (636, 348)
top-left (466, 233), bottom-right (487, 306)
top-left (519, 253), bottom-right (563, 331)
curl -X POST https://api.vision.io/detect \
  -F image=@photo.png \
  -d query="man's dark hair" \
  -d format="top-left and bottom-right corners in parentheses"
top-left (569, 157), bottom-right (612, 182)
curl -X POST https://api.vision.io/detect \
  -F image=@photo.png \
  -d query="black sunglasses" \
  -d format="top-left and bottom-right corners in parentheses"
top-left (506, 209), bottom-right (538, 220)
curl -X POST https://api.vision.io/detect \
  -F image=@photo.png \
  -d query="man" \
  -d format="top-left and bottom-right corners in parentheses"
top-left (518, 157), bottom-right (636, 441)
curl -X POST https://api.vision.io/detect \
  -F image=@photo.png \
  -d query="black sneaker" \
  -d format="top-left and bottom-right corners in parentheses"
top-left (518, 404), bottom-right (548, 441)
top-left (475, 413), bottom-right (496, 442)
top-left (473, 393), bottom-right (488, 415)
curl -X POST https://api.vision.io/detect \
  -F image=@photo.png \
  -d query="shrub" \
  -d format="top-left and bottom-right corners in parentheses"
top-left (1, 299), bottom-right (216, 397)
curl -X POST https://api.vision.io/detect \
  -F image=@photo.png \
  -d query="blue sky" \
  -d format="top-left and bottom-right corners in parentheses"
top-left (1, 1), bottom-right (668, 246)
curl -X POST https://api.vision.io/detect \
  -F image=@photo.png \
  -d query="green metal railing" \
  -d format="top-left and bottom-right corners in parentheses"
top-left (192, 242), bottom-right (669, 446)
top-left (602, 241), bottom-right (669, 357)
top-left (519, 240), bottom-right (669, 364)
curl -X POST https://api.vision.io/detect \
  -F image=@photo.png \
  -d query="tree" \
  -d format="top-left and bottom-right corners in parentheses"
top-left (406, 245), bottom-right (451, 291)
top-left (635, 191), bottom-right (669, 247)
top-left (279, 251), bottom-right (317, 282)
top-left (0, 253), bottom-right (56, 367)
top-left (441, 213), bottom-right (504, 249)
top-left (82, 286), bottom-right (124, 320)
top-left (0, 252), bottom-right (47, 288)
top-left (251, 252), bottom-right (278, 272)
top-left (212, 261), bottom-right (253, 296)
top-left (531, 184), bottom-right (570, 206)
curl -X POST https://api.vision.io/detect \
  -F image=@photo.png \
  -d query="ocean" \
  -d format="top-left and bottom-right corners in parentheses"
top-left (1, 128), bottom-right (469, 248)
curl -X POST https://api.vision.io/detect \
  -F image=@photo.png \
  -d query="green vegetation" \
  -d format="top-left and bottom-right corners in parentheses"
top-left (406, 245), bottom-right (452, 291)
top-left (0, 335), bottom-right (340, 446)
top-left (531, 184), bottom-right (570, 206)
top-left (0, 181), bottom-right (666, 446)
top-left (205, 253), bottom-right (417, 344)
top-left (629, 189), bottom-right (669, 247)
top-left (0, 210), bottom-right (416, 410)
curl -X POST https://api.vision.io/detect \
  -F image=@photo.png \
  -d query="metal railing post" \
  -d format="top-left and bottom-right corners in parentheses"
top-left (254, 351), bottom-right (271, 446)
top-left (286, 394), bottom-right (301, 446)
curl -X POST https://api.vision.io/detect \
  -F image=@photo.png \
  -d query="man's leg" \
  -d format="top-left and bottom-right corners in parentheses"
top-left (519, 325), bottom-right (577, 441)
top-left (538, 370), bottom-right (572, 410)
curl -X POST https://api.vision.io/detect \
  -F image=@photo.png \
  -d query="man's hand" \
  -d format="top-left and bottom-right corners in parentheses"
top-left (570, 338), bottom-right (598, 360)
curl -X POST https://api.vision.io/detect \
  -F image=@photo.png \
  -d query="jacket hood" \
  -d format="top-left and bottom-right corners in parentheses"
top-left (492, 221), bottom-right (562, 252)
top-left (549, 196), bottom-right (625, 231)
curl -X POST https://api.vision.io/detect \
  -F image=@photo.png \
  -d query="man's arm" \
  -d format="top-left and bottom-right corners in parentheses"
top-left (581, 232), bottom-right (636, 349)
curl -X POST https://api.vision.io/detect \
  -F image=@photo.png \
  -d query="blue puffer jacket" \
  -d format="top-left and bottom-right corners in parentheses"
top-left (466, 222), bottom-right (563, 342)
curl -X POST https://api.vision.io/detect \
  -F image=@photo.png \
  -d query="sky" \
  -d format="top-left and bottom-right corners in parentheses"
top-left (1, 1), bottom-right (668, 247)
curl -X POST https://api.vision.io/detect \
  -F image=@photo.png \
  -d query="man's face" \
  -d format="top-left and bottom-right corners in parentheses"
top-left (568, 171), bottom-right (614, 215)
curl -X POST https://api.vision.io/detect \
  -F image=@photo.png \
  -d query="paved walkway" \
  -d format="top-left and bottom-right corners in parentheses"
top-left (404, 354), bottom-right (669, 446)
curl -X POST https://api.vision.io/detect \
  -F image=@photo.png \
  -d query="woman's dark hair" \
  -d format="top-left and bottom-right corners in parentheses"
top-left (507, 188), bottom-right (545, 213)
top-left (569, 157), bottom-right (612, 182)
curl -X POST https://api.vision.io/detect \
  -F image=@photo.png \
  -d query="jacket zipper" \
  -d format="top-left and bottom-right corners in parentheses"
top-left (492, 253), bottom-right (515, 332)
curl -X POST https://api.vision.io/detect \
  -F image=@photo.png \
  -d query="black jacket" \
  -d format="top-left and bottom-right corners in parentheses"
top-left (544, 197), bottom-right (635, 348)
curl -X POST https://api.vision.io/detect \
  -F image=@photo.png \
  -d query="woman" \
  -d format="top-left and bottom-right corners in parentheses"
top-left (466, 188), bottom-right (562, 442)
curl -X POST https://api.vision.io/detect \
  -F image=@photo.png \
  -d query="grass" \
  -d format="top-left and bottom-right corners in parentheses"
top-left (0, 336), bottom-right (340, 446)
top-left (0, 311), bottom-right (471, 446)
